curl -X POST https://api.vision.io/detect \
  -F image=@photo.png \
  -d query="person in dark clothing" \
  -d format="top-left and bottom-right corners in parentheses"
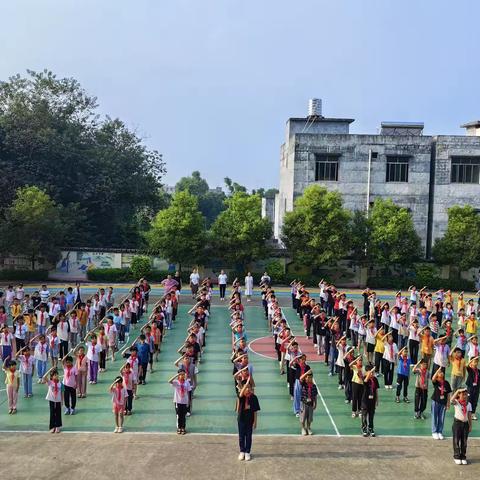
top-left (361, 365), bottom-right (379, 437)
top-left (236, 381), bottom-right (260, 462)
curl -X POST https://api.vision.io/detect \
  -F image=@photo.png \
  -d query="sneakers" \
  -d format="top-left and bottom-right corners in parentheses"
top-left (438, 433), bottom-right (444, 440)
top-left (454, 459), bottom-right (462, 465)
top-left (362, 430), bottom-right (369, 437)
top-left (295, 413), bottom-right (300, 418)
top-left (307, 429), bottom-right (313, 435)
top-left (461, 459), bottom-right (468, 465)
top-left (301, 428), bottom-right (307, 436)
top-left (432, 433), bottom-right (439, 440)
top-left (395, 396), bottom-right (400, 403)
top-left (472, 414), bottom-right (478, 420)
top-left (338, 385), bottom-right (343, 390)
top-left (238, 452), bottom-right (245, 461)
top-left (114, 427), bottom-right (119, 433)
top-left (64, 408), bottom-right (70, 415)
top-left (352, 413), bottom-right (356, 418)
top-left (186, 412), bottom-right (191, 417)
top-left (404, 397), bottom-right (410, 403)
top-left (370, 430), bottom-right (375, 437)
top-left (118, 427), bottom-right (123, 433)
top-left (244, 453), bottom-right (251, 461)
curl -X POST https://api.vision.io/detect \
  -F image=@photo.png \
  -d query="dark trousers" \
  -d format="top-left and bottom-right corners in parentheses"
top-left (49, 401), bottom-right (62, 429)
top-left (60, 340), bottom-right (69, 359)
top-left (374, 352), bottom-right (383, 374)
top-left (291, 294), bottom-right (296, 309)
top-left (415, 387), bottom-right (428, 414)
top-left (452, 419), bottom-right (469, 460)
top-left (305, 314), bottom-right (312, 337)
top-left (139, 362), bottom-right (148, 382)
top-left (15, 338), bottom-right (25, 352)
top-left (64, 385), bottom-right (77, 410)
top-left (99, 350), bottom-right (106, 369)
top-left (396, 374), bottom-right (409, 398)
top-left (126, 389), bottom-right (133, 412)
top-left (238, 419), bottom-right (253, 453)
top-left (352, 383), bottom-right (364, 413)
top-left (99, 306), bottom-right (106, 321)
top-left (345, 376), bottom-right (352, 401)
top-left (175, 403), bottom-right (188, 429)
top-left (468, 386), bottom-right (479, 413)
top-left (383, 360), bottom-right (394, 386)
top-left (409, 339), bottom-right (419, 364)
top-left (361, 403), bottom-right (375, 432)
top-left (390, 328), bottom-right (398, 345)
top-left (219, 284), bottom-right (226, 299)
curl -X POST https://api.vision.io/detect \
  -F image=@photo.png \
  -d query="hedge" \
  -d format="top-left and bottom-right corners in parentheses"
top-left (0, 269), bottom-right (50, 281)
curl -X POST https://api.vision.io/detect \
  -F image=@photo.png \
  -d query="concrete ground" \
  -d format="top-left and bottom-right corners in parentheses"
top-left (1, 433), bottom-right (479, 480)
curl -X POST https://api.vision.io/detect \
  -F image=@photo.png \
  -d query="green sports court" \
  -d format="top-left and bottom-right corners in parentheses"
top-left (2, 299), bottom-right (478, 439)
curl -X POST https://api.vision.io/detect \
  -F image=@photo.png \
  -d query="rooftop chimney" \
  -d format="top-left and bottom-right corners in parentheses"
top-left (308, 98), bottom-right (323, 118)
top-left (461, 120), bottom-right (480, 136)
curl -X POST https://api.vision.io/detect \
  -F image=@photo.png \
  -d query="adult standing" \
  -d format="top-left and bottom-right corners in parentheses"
top-left (161, 275), bottom-right (179, 296)
top-left (189, 269), bottom-right (200, 299)
top-left (218, 270), bottom-right (228, 301)
top-left (74, 282), bottom-right (82, 305)
top-left (260, 272), bottom-right (271, 287)
top-left (244, 273), bottom-right (254, 302)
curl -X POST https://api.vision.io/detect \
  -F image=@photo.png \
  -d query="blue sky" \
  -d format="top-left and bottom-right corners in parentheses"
top-left (1, 0), bottom-right (479, 190)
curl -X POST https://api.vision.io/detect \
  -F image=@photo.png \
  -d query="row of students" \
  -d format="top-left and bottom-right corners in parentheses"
top-left (229, 284), bottom-right (260, 461)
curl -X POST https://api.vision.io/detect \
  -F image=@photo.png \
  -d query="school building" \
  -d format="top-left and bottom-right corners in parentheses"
top-left (265, 100), bottom-right (480, 257)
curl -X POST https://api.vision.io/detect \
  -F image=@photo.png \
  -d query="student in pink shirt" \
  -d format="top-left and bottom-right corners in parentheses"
top-left (63, 355), bottom-right (78, 415)
top-left (110, 376), bottom-right (128, 433)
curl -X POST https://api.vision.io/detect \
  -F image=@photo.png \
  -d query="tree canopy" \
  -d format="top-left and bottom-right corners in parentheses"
top-left (368, 198), bottom-right (421, 268)
top-left (210, 192), bottom-right (271, 269)
top-left (281, 185), bottom-right (351, 268)
top-left (0, 186), bottom-right (67, 269)
top-left (0, 70), bottom-right (165, 247)
top-left (145, 191), bottom-right (206, 268)
top-left (432, 205), bottom-right (480, 270)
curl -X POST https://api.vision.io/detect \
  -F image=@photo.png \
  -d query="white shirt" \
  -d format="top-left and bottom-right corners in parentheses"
top-left (171, 378), bottom-right (192, 404)
top-left (433, 344), bottom-right (450, 367)
top-left (34, 342), bottom-right (48, 361)
top-left (45, 380), bottom-right (63, 402)
top-left (57, 321), bottom-right (69, 341)
top-left (452, 400), bottom-right (472, 422)
top-left (218, 274), bottom-right (228, 285)
top-left (383, 342), bottom-right (398, 362)
top-left (5, 290), bottom-right (15, 302)
top-left (190, 273), bottom-right (200, 285)
top-left (86, 342), bottom-right (102, 362)
top-left (40, 289), bottom-right (50, 303)
top-left (15, 288), bottom-right (25, 301)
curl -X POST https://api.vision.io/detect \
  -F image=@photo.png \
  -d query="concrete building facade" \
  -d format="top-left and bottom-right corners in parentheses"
top-left (271, 104), bottom-right (480, 257)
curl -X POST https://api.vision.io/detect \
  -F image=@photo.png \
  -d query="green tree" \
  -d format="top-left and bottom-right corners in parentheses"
top-left (130, 255), bottom-right (152, 280)
top-left (282, 185), bottom-right (351, 268)
top-left (146, 191), bottom-right (206, 268)
top-left (350, 210), bottom-right (374, 267)
top-left (0, 70), bottom-right (165, 247)
top-left (224, 177), bottom-right (247, 195)
top-left (175, 171), bottom-right (226, 226)
top-left (210, 192), bottom-right (271, 268)
top-left (432, 205), bottom-right (480, 270)
top-left (369, 198), bottom-right (421, 268)
top-left (0, 186), bottom-right (67, 269)
top-left (175, 171), bottom-right (209, 197)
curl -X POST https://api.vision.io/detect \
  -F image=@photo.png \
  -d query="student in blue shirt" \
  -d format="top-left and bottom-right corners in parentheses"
top-left (65, 288), bottom-right (76, 311)
top-left (395, 347), bottom-right (411, 403)
top-left (136, 334), bottom-right (150, 385)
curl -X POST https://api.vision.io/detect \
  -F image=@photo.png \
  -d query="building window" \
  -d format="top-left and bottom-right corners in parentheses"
top-left (315, 154), bottom-right (339, 181)
top-left (386, 156), bottom-right (409, 182)
top-left (451, 157), bottom-right (480, 184)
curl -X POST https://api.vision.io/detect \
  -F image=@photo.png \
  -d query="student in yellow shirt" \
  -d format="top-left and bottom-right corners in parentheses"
top-left (465, 313), bottom-right (478, 339)
top-left (420, 326), bottom-right (434, 369)
top-left (457, 293), bottom-right (465, 314)
top-left (373, 327), bottom-right (386, 377)
top-left (10, 299), bottom-right (22, 320)
top-left (450, 347), bottom-right (467, 392)
top-left (23, 309), bottom-right (37, 345)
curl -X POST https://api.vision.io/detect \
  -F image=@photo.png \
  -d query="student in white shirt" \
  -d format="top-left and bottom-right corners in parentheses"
top-left (190, 269), bottom-right (200, 298)
top-left (43, 370), bottom-right (63, 433)
top-left (169, 369), bottom-right (192, 435)
top-left (451, 388), bottom-right (473, 465)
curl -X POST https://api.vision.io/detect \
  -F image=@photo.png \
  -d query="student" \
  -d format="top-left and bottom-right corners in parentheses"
top-left (466, 356), bottom-right (479, 421)
top-left (2, 359), bottom-right (20, 414)
top-left (105, 316), bottom-right (117, 362)
top-left (450, 347), bottom-right (466, 392)
top-left (47, 329), bottom-right (60, 367)
top-left (292, 354), bottom-right (310, 417)
top-left (350, 356), bottom-right (364, 418)
top-left (382, 333), bottom-right (398, 389)
top-left (299, 370), bottom-right (318, 435)
top-left (121, 362), bottom-right (134, 415)
top-left (97, 326), bottom-right (107, 372)
top-left (1, 325), bottom-right (14, 361)
top-left (86, 333), bottom-right (102, 384)
top-left (413, 358), bottom-right (429, 420)
top-left (432, 336), bottom-right (450, 376)
top-left (110, 376), bottom-right (128, 433)
top-left (451, 388), bottom-right (472, 465)
top-left (63, 356), bottom-right (77, 415)
top-left (75, 346), bottom-right (88, 398)
top-left (395, 347), bottom-right (411, 403)
top-left (36, 304), bottom-right (48, 335)
top-left (361, 365), bottom-right (379, 437)
top-left (236, 379), bottom-right (260, 461)
top-left (68, 311), bottom-right (79, 348)
top-left (169, 369), bottom-right (192, 434)
top-left (34, 335), bottom-right (49, 382)
top-left (431, 368), bottom-right (452, 440)
top-left (136, 334), bottom-right (150, 385)
top-left (44, 369), bottom-right (63, 433)
top-left (13, 316), bottom-right (27, 352)
top-left (57, 314), bottom-right (70, 359)
top-left (16, 346), bottom-right (34, 398)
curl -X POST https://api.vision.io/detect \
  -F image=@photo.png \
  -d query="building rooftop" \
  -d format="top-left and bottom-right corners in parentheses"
top-left (288, 117), bottom-right (355, 124)
top-left (461, 120), bottom-right (480, 128)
